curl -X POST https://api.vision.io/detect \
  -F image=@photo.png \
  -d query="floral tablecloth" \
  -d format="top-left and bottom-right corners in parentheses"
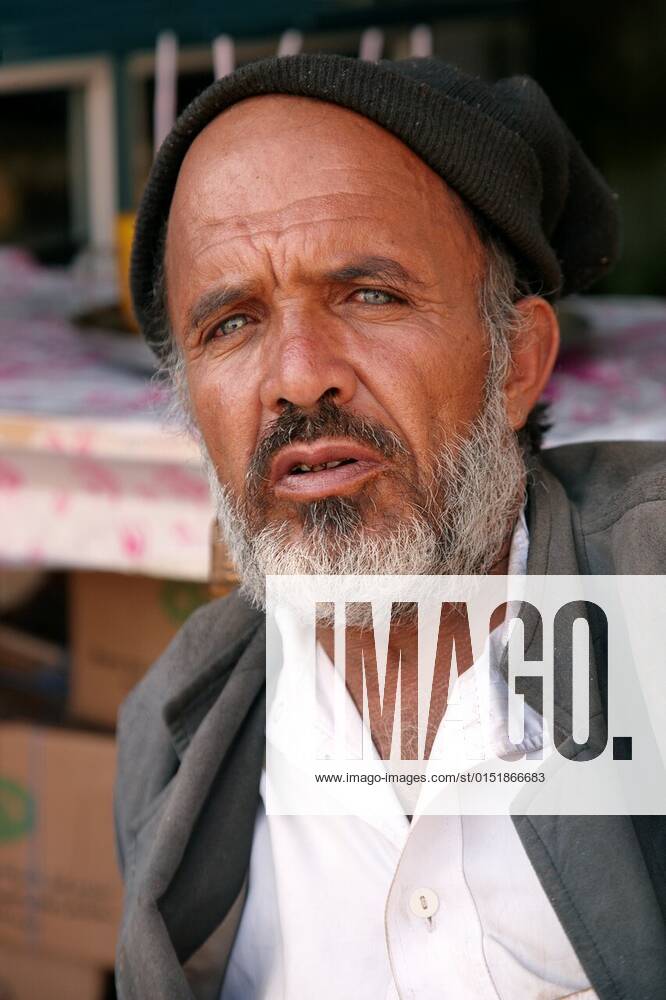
top-left (545, 296), bottom-right (666, 446)
top-left (0, 249), bottom-right (213, 581)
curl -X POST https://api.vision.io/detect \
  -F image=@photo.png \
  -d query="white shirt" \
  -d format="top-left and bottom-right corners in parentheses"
top-left (221, 514), bottom-right (596, 1000)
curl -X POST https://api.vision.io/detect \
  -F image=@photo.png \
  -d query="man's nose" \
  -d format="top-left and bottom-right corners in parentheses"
top-left (258, 314), bottom-right (357, 414)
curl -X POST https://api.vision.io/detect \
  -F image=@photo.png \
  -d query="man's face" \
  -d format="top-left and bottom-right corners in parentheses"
top-left (165, 95), bottom-right (524, 589)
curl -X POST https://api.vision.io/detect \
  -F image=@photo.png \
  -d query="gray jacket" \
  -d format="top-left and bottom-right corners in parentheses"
top-left (114, 441), bottom-right (666, 1000)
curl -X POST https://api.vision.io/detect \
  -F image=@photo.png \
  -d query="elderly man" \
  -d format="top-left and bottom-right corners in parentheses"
top-left (114, 55), bottom-right (666, 1000)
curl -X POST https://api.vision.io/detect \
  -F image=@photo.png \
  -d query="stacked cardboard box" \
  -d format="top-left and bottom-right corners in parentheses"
top-left (69, 570), bottom-right (210, 728)
top-left (0, 558), bottom-right (229, 991)
top-left (0, 722), bottom-right (121, 994)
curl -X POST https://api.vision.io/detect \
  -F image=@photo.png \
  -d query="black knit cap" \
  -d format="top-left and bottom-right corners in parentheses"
top-left (131, 53), bottom-right (620, 356)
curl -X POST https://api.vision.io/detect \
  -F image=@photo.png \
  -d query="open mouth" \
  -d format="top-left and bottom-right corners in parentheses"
top-left (270, 440), bottom-right (386, 502)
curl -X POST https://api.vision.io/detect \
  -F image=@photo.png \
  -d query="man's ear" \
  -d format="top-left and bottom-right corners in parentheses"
top-left (503, 296), bottom-right (560, 431)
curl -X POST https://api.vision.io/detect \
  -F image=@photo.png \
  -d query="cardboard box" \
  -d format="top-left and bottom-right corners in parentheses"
top-left (69, 571), bottom-right (209, 728)
top-left (0, 943), bottom-right (106, 1000)
top-left (0, 723), bottom-right (122, 967)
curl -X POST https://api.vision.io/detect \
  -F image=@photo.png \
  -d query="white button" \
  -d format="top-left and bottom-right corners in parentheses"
top-left (409, 887), bottom-right (439, 919)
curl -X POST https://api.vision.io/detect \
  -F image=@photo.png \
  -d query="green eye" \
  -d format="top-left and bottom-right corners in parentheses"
top-left (220, 314), bottom-right (249, 335)
top-left (355, 288), bottom-right (395, 305)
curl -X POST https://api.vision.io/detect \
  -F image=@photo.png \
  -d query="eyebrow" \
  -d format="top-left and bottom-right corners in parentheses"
top-left (183, 255), bottom-right (421, 339)
top-left (185, 283), bottom-right (254, 339)
top-left (324, 256), bottom-right (422, 287)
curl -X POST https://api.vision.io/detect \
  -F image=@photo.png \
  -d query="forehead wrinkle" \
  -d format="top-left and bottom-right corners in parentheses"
top-left (186, 211), bottom-right (386, 269)
top-left (168, 196), bottom-right (388, 287)
top-left (188, 191), bottom-right (391, 241)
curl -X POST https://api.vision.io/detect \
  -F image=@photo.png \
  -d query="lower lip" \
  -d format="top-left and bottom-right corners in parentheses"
top-left (273, 460), bottom-right (384, 501)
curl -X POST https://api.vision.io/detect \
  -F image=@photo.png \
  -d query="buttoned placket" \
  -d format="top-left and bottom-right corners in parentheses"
top-left (260, 510), bottom-right (592, 1000)
top-left (383, 813), bottom-right (501, 1000)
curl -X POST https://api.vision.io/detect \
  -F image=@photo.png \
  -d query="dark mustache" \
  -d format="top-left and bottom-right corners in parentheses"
top-left (246, 394), bottom-right (408, 489)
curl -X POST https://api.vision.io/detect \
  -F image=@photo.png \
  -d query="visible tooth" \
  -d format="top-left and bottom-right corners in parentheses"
top-left (290, 459), bottom-right (351, 474)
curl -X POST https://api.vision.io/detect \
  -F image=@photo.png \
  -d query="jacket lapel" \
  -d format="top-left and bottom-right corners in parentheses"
top-left (118, 616), bottom-right (266, 999)
top-left (514, 458), bottom-right (607, 748)
top-left (512, 459), bottom-right (666, 999)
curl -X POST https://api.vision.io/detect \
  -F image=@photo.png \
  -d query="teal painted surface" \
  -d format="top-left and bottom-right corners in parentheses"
top-left (113, 54), bottom-right (133, 213)
top-left (0, 1), bottom-right (522, 64)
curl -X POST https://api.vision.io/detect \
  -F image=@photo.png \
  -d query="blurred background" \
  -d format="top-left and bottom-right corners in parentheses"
top-left (0, 2), bottom-right (664, 997)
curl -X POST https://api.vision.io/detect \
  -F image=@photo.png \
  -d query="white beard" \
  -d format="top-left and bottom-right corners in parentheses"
top-left (200, 375), bottom-right (526, 611)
